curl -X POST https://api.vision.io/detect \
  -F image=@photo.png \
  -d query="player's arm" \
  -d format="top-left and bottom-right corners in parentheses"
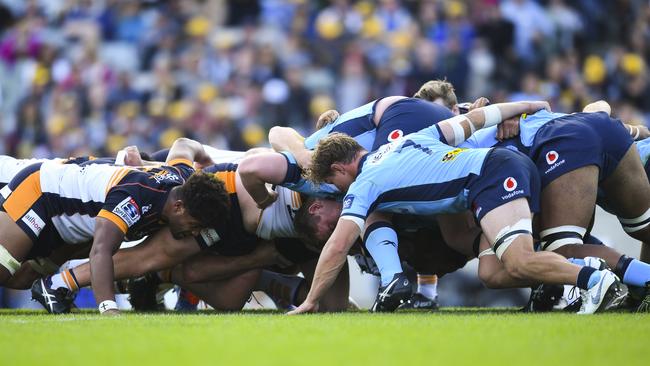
top-left (238, 152), bottom-right (289, 209)
top-left (268, 127), bottom-right (313, 169)
top-left (288, 218), bottom-right (360, 314)
top-left (89, 217), bottom-right (127, 315)
top-left (435, 101), bottom-right (551, 146)
top-left (166, 137), bottom-right (214, 168)
top-left (583, 100), bottom-right (650, 140)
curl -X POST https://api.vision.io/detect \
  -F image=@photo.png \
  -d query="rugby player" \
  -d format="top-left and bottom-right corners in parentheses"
top-left (0, 138), bottom-right (230, 315)
top-left (32, 160), bottom-right (346, 313)
top-left (459, 102), bottom-right (650, 311)
top-left (288, 101), bottom-right (622, 315)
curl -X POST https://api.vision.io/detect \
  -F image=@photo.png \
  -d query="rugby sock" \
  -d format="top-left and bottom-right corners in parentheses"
top-left (615, 255), bottom-right (650, 287)
top-left (416, 274), bottom-right (438, 300)
top-left (568, 258), bottom-right (586, 266)
top-left (576, 266), bottom-right (598, 290)
top-left (364, 225), bottom-right (402, 286)
top-left (48, 269), bottom-right (79, 291)
top-left (255, 270), bottom-right (305, 308)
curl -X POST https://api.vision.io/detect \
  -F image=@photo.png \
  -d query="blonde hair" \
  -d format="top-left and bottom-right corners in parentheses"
top-left (413, 80), bottom-right (458, 109)
top-left (305, 133), bottom-right (363, 183)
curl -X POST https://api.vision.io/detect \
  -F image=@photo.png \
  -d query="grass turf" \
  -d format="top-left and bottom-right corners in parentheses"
top-left (1, 309), bottom-right (648, 366)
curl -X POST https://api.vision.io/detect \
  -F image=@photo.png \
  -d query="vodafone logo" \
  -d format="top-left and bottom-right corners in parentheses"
top-left (546, 150), bottom-right (559, 165)
top-left (503, 177), bottom-right (517, 192)
top-left (387, 129), bottom-right (403, 141)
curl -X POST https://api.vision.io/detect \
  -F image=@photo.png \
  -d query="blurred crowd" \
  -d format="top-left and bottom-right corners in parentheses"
top-left (0, 0), bottom-right (649, 159)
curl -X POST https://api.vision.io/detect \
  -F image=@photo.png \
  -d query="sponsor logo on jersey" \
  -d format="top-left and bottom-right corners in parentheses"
top-left (343, 195), bottom-right (355, 209)
top-left (113, 196), bottom-right (141, 226)
top-left (387, 129), bottom-right (403, 142)
top-left (149, 169), bottom-right (180, 184)
top-left (544, 151), bottom-right (566, 175)
top-left (503, 177), bottom-right (518, 192)
top-left (22, 209), bottom-right (45, 235)
top-left (441, 148), bottom-right (466, 162)
top-left (545, 150), bottom-right (559, 165)
top-left (141, 204), bottom-right (152, 214)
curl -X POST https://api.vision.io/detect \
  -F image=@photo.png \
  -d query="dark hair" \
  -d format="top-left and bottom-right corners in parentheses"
top-left (176, 171), bottom-right (230, 228)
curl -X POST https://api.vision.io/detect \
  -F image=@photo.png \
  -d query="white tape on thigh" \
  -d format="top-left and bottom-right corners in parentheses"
top-left (482, 105), bottom-right (503, 128)
top-left (492, 218), bottom-right (532, 260)
top-left (539, 225), bottom-right (586, 251)
top-left (0, 244), bottom-right (21, 275)
top-left (619, 207), bottom-right (650, 233)
top-left (478, 248), bottom-right (496, 258)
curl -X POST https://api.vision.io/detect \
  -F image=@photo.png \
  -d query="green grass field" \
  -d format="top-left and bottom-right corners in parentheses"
top-left (1, 309), bottom-right (648, 366)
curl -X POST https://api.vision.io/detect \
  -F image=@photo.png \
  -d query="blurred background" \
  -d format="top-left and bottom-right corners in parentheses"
top-left (0, 0), bottom-right (648, 159)
top-left (0, 0), bottom-right (648, 309)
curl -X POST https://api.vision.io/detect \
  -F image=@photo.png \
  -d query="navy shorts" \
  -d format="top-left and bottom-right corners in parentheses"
top-left (467, 148), bottom-right (541, 221)
top-left (529, 112), bottom-right (633, 189)
top-left (372, 98), bottom-right (454, 151)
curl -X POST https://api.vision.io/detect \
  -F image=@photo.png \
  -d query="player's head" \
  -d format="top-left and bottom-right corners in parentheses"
top-left (413, 79), bottom-right (459, 113)
top-left (306, 132), bottom-right (364, 191)
top-left (294, 197), bottom-right (342, 243)
top-left (166, 171), bottom-right (230, 239)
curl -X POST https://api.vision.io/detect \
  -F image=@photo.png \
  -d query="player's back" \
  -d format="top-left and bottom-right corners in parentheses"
top-left (348, 130), bottom-right (491, 216)
top-left (304, 100), bottom-right (377, 150)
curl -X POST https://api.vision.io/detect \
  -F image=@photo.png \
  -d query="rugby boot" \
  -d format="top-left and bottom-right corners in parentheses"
top-left (397, 292), bottom-right (439, 311)
top-left (31, 277), bottom-right (75, 314)
top-left (127, 273), bottom-right (162, 311)
top-left (635, 282), bottom-right (650, 313)
top-left (521, 283), bottom-right (564, 312)
top-left (370, 272), bottom-right (412, 312)
top-left (578, 270), bottom-right (626, 314)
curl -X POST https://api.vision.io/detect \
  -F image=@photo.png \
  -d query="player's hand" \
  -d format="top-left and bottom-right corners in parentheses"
top-left (469, 97), bottom-right (490, 111)
top-left (296, 150), bottom-right (314, 170)
top-left (637, 125), bottom-right (650, 140)
top-left (101, 309), bottom-right (120, 316)
top-left (528, 101), bottom-right (551, 112)
top-left (123, 146), bottom-right (144, 166)
top-left (316, 109), bottom-right (340, 129)
top-left (496, 117), bottom-right (520, 141)
top-left (287, 301), bottom-right (319, 315)
top-left (256, 190), bottom-right (278, 209)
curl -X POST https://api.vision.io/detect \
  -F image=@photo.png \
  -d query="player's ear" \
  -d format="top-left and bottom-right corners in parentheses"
top-left (173, 200), bottom-right (186, 214)
top-left (330, 163), bottom-right (344, 175)
top-left (308, 200), bottom-right (323, 214)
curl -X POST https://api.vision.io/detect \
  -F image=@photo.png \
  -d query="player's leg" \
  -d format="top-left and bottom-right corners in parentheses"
top-left (172, 269), bottom-right (261, 311)
top-left (35, 227), bottom-right (201, 312)
top-left (601, 144), bottom-right (650, 262)
top-left (299, 258), bottom-right (349, 312)
top-left (0, 212), bottom-right (34, 284)
top-left (0, 163), bottom-right (49, 285)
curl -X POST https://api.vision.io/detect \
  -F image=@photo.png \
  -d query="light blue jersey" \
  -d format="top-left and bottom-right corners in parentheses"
top-left (460, 109), bottom-right (568, 150)
top-left (340, 125), bottom-right (491, 229)
top-left (304, 100), bottom-right (377, 151)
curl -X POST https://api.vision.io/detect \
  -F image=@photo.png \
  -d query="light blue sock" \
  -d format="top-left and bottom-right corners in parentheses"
top-left (365, 226), bottom-right (403, 286)
top-left (623, 259), bottom-right (650, 287)
top-left (587, 270), bottom-right (603, 289)
top-left (568, 258), bottom-right (586, 266)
